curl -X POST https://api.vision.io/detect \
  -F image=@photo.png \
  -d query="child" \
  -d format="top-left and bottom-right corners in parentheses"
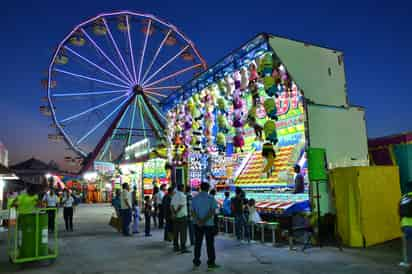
top-left (132, 200), bottom-right (140, 234)
top-left (247, 199), bottom-right (261, 242)
top-left (144, 196), bottom-right (152, 237)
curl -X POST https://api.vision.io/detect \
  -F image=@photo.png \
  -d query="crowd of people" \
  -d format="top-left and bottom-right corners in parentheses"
top-left (111, 180), bottom-right (266, 270)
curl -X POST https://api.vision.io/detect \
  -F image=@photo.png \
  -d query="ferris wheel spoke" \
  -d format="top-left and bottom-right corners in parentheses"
top-left (64, 46), bottom-right (131, 87)
top-left (140, 96), bottom-right (161, 133)
top-left (142, 45), bottom-right (189, 86)
top-left (125, 16), bottom-right (138, 83)
top-left (52, 89), bottom-right (129, 97)
top-left (150, 101), bottom-right (167, 121)
top-left (76, 95), bottom-right (131, 145)
top-left (127, 97), bottom-right (138, 146)
top-left (137, 97), bottom-right (147, 140)
top-left (137, 19), bottom-right (151, 84)
top-left (54, 68), bottom-right (130, 89)
top-left (81, 28), bottom-right (133, 84)
top-left (144, 85), bottom-right (181, 91)
top-left (99, 104), bottom-right (131, 160)
top-left (144, 90), bottom-right (168, 98)
top-left (143, 63), bottom-right (203, 88)
top-left (141, 30), bottom-right (171, 84)
top-left (60, 93), bottom-right (128, 123)
top-left (145, 94), bottom-right (160, 103)
top-left (102, 18), bottom-right (135, 84)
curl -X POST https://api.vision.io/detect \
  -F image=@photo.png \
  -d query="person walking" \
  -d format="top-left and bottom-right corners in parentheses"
top-left (120, 183), bottom-right (132, 236)
top-left (155, 184), bottom-right (166, 228)
top-left (222, 191), bottom-right (231, 216)
top-left (143, 196), bottom-right (152, 237)
top-left (132, 199), bottom-right (140, 234)
top-left (111, 189), bottom-right (121, 217)
top-left (231, 187), bottom-right (245, 241)
top-left (163, 187), bottom-right (174, 242)
top-left (62, 189), bottom-right (74, 232)
top-left (192, 182), bottom-right (220, 270)
top-left (171, 184), bottom-right (189, 253)
top-left (43, 189), bottom-right (58, 233)
top-left (152, 186), bottom-right (160, 228)
top-left (186, 186), bottom-right (194, 246)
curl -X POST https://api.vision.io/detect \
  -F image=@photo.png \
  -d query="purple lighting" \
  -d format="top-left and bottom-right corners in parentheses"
top-left (52, 89), bottom-right (129, 97)
top-left (126, 16), bottom-right (138, 83)
top-left (144, 90), bottom-right (167, 97)
top-left (102, 18), bottom-right (135, 84)
top-left (64, 46), bottom-right (131, 86)
top-left (54, 68), bottom-right (130, 89)
top-left (144, 85), bottom-right (181, 91)
top-left (144, 63), bottom-right (202, 88)
top-left (142, 45), bottom-right (189, 86)
top-left (81, 28), bottom-right (133, 84)
top-left (138, 19), bottom-right (151, 84)
top-left (76, 95), bottom-right (131, 144)
top-left (141, 30), bottom-right (171, 84)
top-left (60, 94), bottom-right (128, 123)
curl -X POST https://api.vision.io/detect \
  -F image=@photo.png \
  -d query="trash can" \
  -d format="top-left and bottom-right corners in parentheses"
top-left (18, 214), bottom-right (36, 258)
top-left (18, 212), bottom-right (49, 258)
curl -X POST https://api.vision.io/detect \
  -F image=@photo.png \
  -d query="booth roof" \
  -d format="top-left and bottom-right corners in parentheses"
top-left (368, 132), bottom-right (412, 147)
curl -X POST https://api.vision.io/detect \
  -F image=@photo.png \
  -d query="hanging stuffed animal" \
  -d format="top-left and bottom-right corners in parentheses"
top-left (218, 79), bottom-right (227, 96)
top-left (261, 141), bottom-right (276, 178)
top-left (258, 53), bottom-right (273, 76)
top-left (249, 81), bottom-right (260, 106)
top-left (217, 114), bottom-right (229, 134)
top-left (263, 98), bottom-right (278, 120)
top-left (233, 93), bottom-right (243, 110)
top-left (248, 62), bottom-right (259, 82)
top-left (191, 118), bottom-right (203, 152)
top-left (263, 75), bottom-right (278, 97)
top-left (233, 108), bottom-right (244, 129)
top-left (233, 128), bottom-right (245, 153)
top-left (263, 120), bottom-right (278, 145)
top-left (183, 114), bottom-right (192, 131)
top-left (217, 97), bottom-right (228, 115)
top-left (216, 132), bottom-right (226, 154)
top-left (247, 106), bottom-right (263, 140)
top-left (224, 74), bottom-right (235, 98)
top-left (233, 70), bottom-right (241, 90)
top-left (240, 67), bottom-right (249, 91)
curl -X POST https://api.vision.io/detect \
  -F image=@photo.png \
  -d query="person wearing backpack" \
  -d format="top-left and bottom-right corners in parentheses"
top-left (400, 191), bottom-right (412, 269)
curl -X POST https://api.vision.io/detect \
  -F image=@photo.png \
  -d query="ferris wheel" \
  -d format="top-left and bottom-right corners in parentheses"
top-left (41, 11), bottom-right (207, 173)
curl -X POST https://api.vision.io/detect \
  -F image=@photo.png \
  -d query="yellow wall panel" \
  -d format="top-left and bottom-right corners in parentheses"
top-left (331, 166), bottom-right (401, 247)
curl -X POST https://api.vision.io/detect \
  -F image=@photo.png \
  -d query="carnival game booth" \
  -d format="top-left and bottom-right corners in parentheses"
top-left (143, 158), bottom-right (168, 196)
top-left (162, 33), bottom-right (371, 242)
top-left (369, 132), bottom-right (412, 194)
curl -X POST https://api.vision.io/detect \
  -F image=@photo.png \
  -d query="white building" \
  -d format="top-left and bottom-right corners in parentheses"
top-left (0, 141), bottom-right (8, 167)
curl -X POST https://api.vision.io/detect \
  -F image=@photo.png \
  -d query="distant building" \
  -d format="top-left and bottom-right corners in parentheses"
top-left (0, 142), bottom-right (8, 167)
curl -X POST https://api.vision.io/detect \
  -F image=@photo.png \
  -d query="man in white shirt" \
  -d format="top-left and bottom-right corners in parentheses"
top-left (120, 183), bottom-right (132, 236)
top-left (171, 184), bottom-right (189, 253)
top-left (43, 189), bottom-right (58, 232)
top-left (155, 185), bottom-right (166, 228)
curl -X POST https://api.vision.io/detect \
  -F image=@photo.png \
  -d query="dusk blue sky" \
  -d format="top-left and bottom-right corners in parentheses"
top-left (1, 0), bottom-right (411, 166)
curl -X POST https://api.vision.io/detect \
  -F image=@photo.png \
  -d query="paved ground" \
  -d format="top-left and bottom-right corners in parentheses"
top-left (0, 204), bottom-right (405, 274)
